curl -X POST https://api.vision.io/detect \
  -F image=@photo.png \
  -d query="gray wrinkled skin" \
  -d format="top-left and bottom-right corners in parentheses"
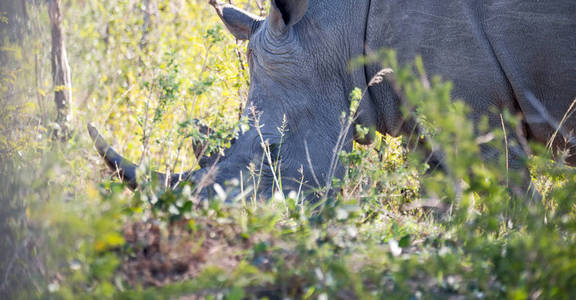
top-left (366, 1), bottom-right (576, 166)
top-left (91, 0), bottom-right (576, 200)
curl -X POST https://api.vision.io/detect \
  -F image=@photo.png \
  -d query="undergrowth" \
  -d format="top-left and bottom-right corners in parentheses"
top-left (1, 0), bottom-right (575, 299)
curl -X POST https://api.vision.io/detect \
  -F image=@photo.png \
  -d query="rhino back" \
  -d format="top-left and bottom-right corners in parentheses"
top-left (364, 0), bottom-right (576, 148)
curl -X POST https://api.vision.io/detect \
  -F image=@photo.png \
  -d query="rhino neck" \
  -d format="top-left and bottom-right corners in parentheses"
top-left (301, 0), bottom-right (380, 140)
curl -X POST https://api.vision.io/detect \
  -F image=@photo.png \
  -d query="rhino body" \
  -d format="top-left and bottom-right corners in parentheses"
top-left (90, 0), bottom-right (576, 200)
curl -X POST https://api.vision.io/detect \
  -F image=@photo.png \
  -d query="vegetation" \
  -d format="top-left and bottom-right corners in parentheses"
top-left (1, 0), bottom-right (575, 299)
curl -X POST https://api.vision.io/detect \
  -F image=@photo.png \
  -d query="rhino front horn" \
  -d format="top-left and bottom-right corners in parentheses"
top-left (87, 123), bottom-right (189, 190)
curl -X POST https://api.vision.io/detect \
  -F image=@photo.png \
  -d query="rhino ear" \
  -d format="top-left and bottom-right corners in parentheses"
top-left (219, 5), bottom-right (262, 40)
top-left (269, 0), bottom-right (308, 34)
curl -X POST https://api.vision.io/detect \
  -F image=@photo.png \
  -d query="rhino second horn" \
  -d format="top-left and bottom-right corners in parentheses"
top-left (190, 120), bottom-right (226, 168)
top-left (87, 123), bottom-right (187, 190)
top-left (191, 120), bottom-right (213, 162)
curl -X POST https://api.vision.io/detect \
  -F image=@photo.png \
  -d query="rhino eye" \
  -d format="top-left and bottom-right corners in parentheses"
top-left (260, 142), bottom-right (282, 166)
top-left (269, 143), bottom-right (281, 162)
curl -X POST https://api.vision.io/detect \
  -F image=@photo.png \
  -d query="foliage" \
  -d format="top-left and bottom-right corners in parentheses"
top-left (0, 0), bottom-right (575, 299)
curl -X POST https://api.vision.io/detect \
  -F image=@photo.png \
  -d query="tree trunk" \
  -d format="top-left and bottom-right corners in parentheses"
top-left (48, 0), bottom-right (72, 140)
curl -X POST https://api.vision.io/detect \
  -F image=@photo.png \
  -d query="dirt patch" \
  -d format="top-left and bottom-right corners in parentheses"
top-left (119, 218), bottom-right (250, 287)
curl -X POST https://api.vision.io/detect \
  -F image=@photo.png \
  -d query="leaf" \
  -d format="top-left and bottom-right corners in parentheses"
top-left (399, 234), bottom-right (411, 248)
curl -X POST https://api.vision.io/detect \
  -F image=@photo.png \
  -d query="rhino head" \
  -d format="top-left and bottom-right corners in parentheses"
top-left (89, 0), bottom-right (379, 200)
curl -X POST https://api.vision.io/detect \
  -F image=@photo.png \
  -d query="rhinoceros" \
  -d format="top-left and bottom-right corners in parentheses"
top-left (89, 0), bottom-right (576, 200)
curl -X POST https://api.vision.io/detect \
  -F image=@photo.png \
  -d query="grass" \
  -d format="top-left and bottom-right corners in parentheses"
top-left (1, 0), bottom-right (576, 299)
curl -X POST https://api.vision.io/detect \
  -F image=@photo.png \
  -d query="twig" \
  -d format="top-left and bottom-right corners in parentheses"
top-left (547, 96), bottom-right (576, 151)
top-left (500, 114), bottom-right (509, 187)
